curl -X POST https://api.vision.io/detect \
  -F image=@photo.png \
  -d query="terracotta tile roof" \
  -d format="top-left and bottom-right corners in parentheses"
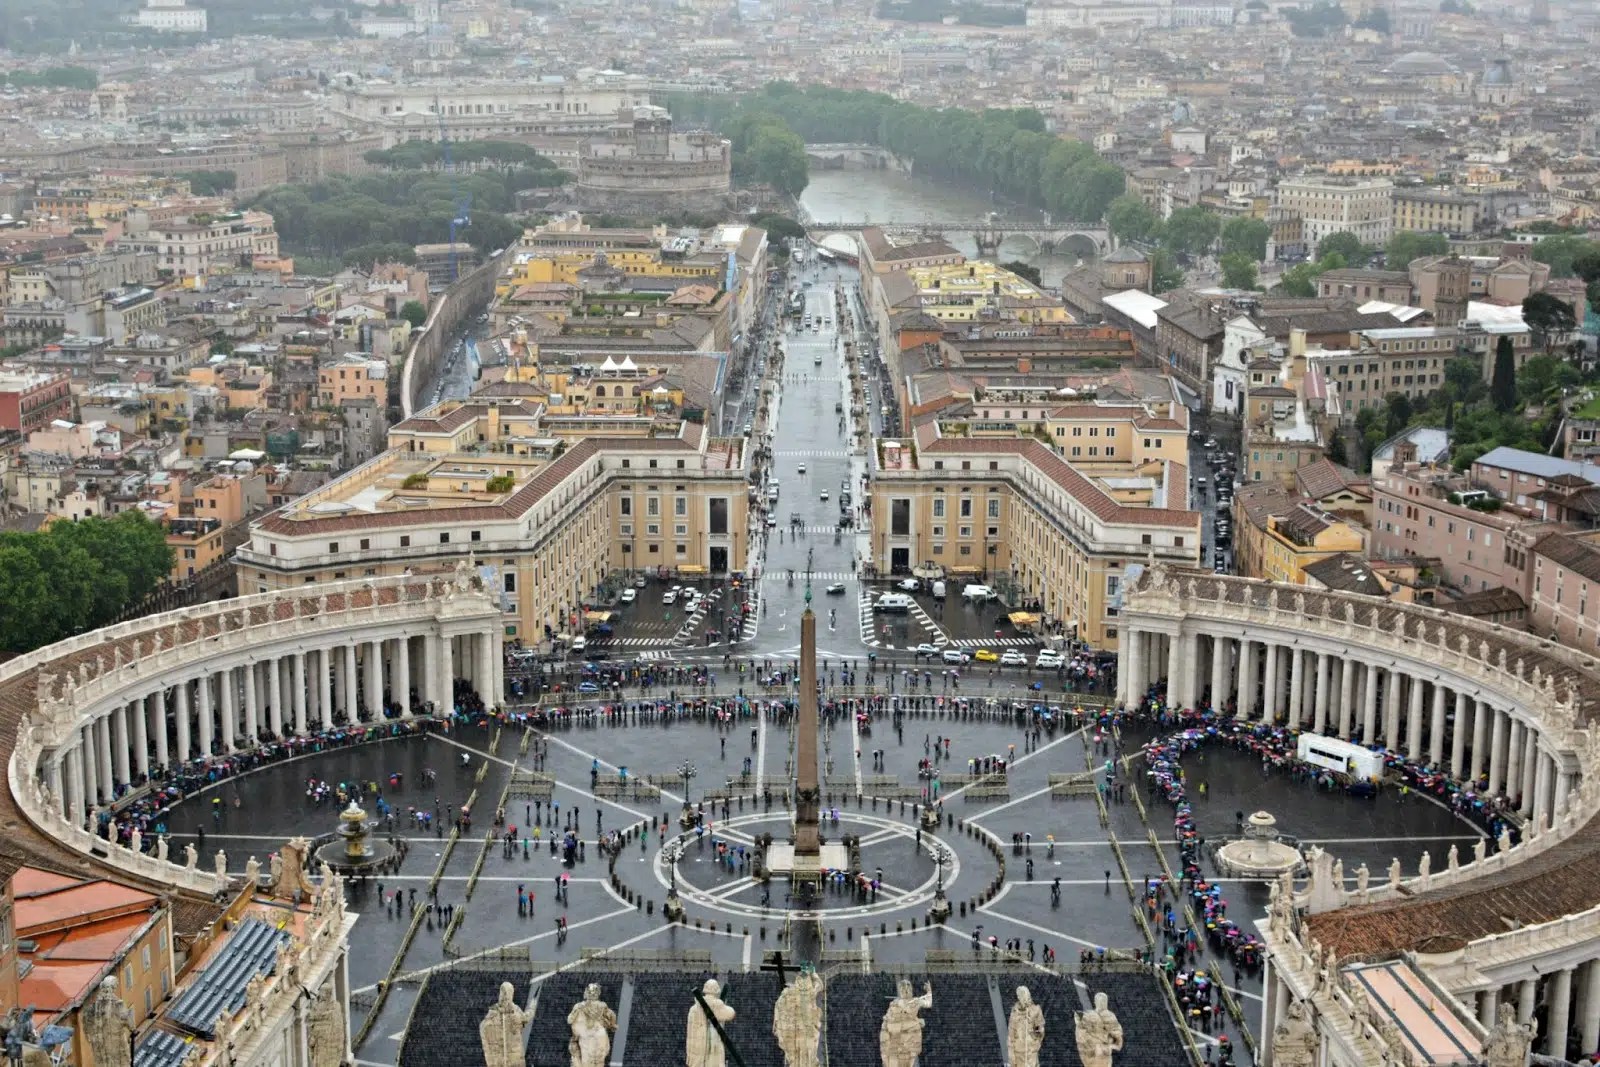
top-left (1532, 531), bottom-right (1600, 585)
top-left (1295, 458), bottom-right (1366, 501)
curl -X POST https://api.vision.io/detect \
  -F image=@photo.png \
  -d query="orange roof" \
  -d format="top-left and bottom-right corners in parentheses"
top-left (15, 871), bottom-right (158, 936)
top-left (11, 868), bottom-right (86, 896)
top-left (20, 958), bottom-right (105, 1012)
top-left (30, 912), bottom-right (151, 961)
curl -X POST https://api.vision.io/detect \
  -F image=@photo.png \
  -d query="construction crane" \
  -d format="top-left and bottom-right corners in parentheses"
top-left (435, 95), bottom-right (472, 282)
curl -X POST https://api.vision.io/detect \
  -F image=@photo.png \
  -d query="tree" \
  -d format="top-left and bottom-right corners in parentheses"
top-left (1384, 392), bottom-right (1413, 436)
top-left (1521, 292), bottom-right (1576, 354)
top-left (1161, 207), bottom-right (1221, 257)
top-left (1002, 260), bottom-right (1042, 286)
top-left (1278, 253), bottom-right (1345, 298)
top-left (1220, 252), bottom-right (1259, 291)
top-left (399, 300), bottom-right (428, 329)
top-left (1326, 431), bottom-right (1349, 467)
top-left (1490, 335), bottom-right (1517, 413)
top-left (753, 213), bottom-right (806, 242)
top-left (1149, 250), bottom-right (1185, 294)
top-left (1384, 230), bottom-right (1449, 269)
top-left (1316, 231), bottom-right (1367, 265)
top-left (176, 169), bottom-right (237, 196)
top-left (1107, 195), bottom-right (1159, 242)
top-left (744, 124), bottom-right (809, 196)
top-left (1532, 233), bottom-right (1600, 278)
top-left (1220, 217), bottom-right (1272, 261)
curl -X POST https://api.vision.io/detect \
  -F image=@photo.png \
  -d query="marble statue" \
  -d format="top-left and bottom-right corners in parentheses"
top-left (81, 977), bottom-right (132, 1067)
top-left (1007, 987), bottom-right (1045, 1067)
top-left (1272, 1000), bottom-right (1317, 1067)
top-left (215, 850), bottom-right (228, 880)
top-left (1482, 1003), bottom-right (1535, 1067)
top-left (772, 971), bottom-right (822, 1067)
top-left (1417, 850), bottom-right (1431, 885)
top-left (454, 558), bottom-right (474, 592)
top-left (686, 979), bottom-right (736, 1067)
top-left (879, 980), bottom-right (933, 1067)
top-left (156, 836), bottom-right (168, 863)
top-left (479, 981), bottom-right (534, 1067)
top-left (1355, 863), bottom-right (1369, 894)
top-left (1074, 991), bottom-right (1123, 1067)
top-left (566, 983), bottom-right (615, 1067)
top-left (1386, 857), bottom-right (1401, 886)
top-left (1474, 838), bottom-right (1487, 864)
top-left (1447, 844), bottom-right (1459, 873)
top-left (271, 837), bottom-right (317, 899)
top-left (184, 844), bottom-right (198, 870)
top-left (308, 983), bottom-right (347, 1067)
top-left (1497, 829), bottom-right (1512, 853)
top-left (130, 829), bottom-right (142, 855)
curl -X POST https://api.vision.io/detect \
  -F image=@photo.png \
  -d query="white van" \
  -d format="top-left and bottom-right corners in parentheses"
top-left (571, 635), bottom-right (588, 654)
top-left (931, 580), bottom-right (947, 600)
top-left (962, 584), bottom-right (996, 602)
top-left (874, 593), bottom-right (914, 612)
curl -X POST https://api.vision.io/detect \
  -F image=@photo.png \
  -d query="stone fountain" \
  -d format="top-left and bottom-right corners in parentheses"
top-left (1213, 811), bottom-right (1304, 879)
top-left (312, 800), bottom-right (395, 874)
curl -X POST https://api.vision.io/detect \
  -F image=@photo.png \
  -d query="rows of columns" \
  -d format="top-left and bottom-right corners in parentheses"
top-left (1474, 957), bottom-right (1600, 1061)
top-left (1118, 628), bottom-right (1574, 828)
top-left (53, 632), bottom-right (503, 826)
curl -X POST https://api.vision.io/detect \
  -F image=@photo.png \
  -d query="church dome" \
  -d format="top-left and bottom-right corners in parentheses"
top-left (1385, 51), bottom-right (1456, 75)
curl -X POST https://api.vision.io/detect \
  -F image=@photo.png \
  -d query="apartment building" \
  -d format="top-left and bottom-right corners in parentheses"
top-left (1391, 189), bottom-right (1480, 234)
top-left (121, 209), bottom-right (279, 278)
top-left (1276, 176), bottom-right (1395, 255)
top-left (319, 355), bottom-right (388, 407)
top-left (868, 429), bottom-right (1200, 649)
top-left (0, 368), bottom-right (72, 435)
top-left (237, 407), bottom-right (748, 643)
top-left (1529, 530), bottom-right (1600, 648)
top-left (1253, 503), bottom-right (1368, 585)
top-left (1312, 322), bottom-right (1532, 419)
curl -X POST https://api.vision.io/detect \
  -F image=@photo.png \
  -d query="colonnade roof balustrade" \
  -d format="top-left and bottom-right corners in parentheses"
top-left (0, 569), bottom-right (501, 905)
top-left (1123, 564), bottom-right (1600, 961)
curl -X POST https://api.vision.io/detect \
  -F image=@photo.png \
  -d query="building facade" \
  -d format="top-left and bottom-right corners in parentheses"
top-left (1276, 176), bottom-right (1395, 255)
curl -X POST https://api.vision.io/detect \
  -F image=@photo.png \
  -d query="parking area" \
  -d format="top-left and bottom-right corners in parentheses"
top-left (570, 575), bottom-right (756, 655)
top-left (857, 579), bottom-right (1048, 652)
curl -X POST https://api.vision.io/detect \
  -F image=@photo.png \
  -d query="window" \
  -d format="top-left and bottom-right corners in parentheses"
top-left (400, 535), bottom-right (410, 548)
top-left (470, 530), bottom-right (481, 542)
top-left (328, 542), bottom-right (339, 553)
top-left (987, 499), bottom-right (1000, 519)
top-left (439, 532), bottom-right (450, 544)
top-left (960, 499), bottom-right (972, 518)
top-left (933, 498), bottom-right (945, 518)
top-left (674, 524), bottom-right (687, 536)
top-left (647, 497), bottom-right (659, 517)
top-left (676, 544), bottom-right (687, 555)
top-left (959, 526), bottom-right (972, 538)
top-left (646, 524), bottom-right (659, 535)
top-left (620, 497), bottom-right (632, 516)
top-left (504, 573), bottom-right (516, 593)
top-left (675, 496), bottom-right (687, 517)
top-left (143, 945), bottom-right (151, 971)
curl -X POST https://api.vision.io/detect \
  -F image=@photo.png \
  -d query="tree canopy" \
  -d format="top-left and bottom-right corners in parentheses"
top-left (1277, 252), bottom-right (1346, 297)
top-left (0, 512), bottom-right (175, 654)
top-left (1384, 230), bottom-right (1449, 269)
top-left (1221, 217), bottom-right (1272, 261)
top-left (1107, 195), bottom-right (1160, 242)
top-left (669, 84), bottom-right (1126, 222)
top-left (1316, 231), bottom-right (1368, 265)
top-left (176, 169), bottom-right (237, 196)
top-left (1522, 292), bottom-right (1576, 353)
top-left (724, 114), bottom-right (809, 196)
top-left (1, 64), bottom-right (97, 89)
top-left (1220, 251), bottom-right (1259, 291)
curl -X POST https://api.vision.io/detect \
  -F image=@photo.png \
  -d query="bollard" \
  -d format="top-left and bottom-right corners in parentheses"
top-left (896, 921), bottom-right (903, 933)
top-left (647, 901), bottom-right (654, 914)
top-left (760, 926), bottom-right (766, 939)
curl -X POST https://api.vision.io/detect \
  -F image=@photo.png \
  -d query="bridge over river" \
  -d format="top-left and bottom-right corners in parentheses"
top-left (804, 218), bottom-right (1113, 257)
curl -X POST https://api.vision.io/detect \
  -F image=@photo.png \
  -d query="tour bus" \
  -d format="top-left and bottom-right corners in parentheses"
top-left (1295, 734), bottom-right (1384, 781)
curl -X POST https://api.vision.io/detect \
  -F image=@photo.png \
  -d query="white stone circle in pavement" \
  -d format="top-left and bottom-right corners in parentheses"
top-left (646, 810), bottom-right (966, 921)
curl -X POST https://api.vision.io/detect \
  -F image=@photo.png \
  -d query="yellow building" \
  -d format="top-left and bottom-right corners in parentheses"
top-left (238, 407), bottom-right (750, 642)
top-left (318, 355), bottom-right (388, 407)
top-left (166, 515), bottom-right (226, 580)
top-left (869, 429), bottom-right (1200, 650)
top-left (1255, 504), bottom-right (1368, 585)
top-left (185, 361), bottom-right (274, 412)
top-left (1391, 190), bottom-right (1480, 234)
top-left (896, 260), bottom-right (1071, 325)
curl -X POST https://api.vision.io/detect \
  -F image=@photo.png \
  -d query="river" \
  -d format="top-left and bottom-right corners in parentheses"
top-left (797, 169), bottom-right (1087, 287)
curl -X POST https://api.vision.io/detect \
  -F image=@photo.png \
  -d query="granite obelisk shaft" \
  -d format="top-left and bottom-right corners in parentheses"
top-left (794, 605), bottom-right (821, 862)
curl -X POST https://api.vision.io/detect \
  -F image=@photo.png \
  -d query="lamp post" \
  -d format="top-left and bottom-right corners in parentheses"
top-left (678, 760), bottom-right (698, 816)
top-left (929, 843), bottom-right (952, 924)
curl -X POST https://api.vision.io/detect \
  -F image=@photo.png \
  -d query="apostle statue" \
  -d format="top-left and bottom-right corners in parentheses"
top-left (1075, 991), bottom-right (1123, 1067)
top-left (773, 970), bottom-right (823, 1067)
top-left (686, 979), bottom-right (736, 1067)
top-left (479, 981), bottom-right (535, 1067)
top-left (1007, 987), bottom-right (1045, 1067)
top-left (566, 984), bottom-right (616, 1067)
top-left (82, 978), bottom-right (132, 1067)
top-left (879, 980), bottom-right (933, 1067)
top-left (1482, 1003), bottom-right (1535, 1067)
top-left (309, 984), bottom-right (348, 1067)
top-left (1272, 999), bottom-right (1318, 1067)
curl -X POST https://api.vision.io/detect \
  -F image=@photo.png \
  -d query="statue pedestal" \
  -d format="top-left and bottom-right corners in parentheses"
top-left (928, 894), bottom-right (951, 924)
top-left (664, 892), bottom-right (686, 923)
top-left (920, 808), bottom-right (940, 832)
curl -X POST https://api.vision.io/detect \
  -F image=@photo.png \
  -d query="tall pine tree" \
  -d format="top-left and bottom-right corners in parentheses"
top-left (1490, 336), bottom-right (1517, 413)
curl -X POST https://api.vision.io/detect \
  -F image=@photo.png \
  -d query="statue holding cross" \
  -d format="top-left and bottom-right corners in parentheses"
top-left (772, 966), bottom-right (822, 1067)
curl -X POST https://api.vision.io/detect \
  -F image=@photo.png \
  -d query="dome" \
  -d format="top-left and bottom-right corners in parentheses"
top-left (1385, 51), bottom-right (1456, 75)
top-left (1170, 100), bottom-right (1195, 125)
top-left (1482, 59), bottom-right (1513, 85)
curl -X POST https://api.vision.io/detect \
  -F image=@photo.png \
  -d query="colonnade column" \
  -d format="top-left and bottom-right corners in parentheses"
top-left (1165, 633), bottom-right (1183, 707)
top-left (1239, 639), bottom-right (1259, 720)
top-left (220, 667), bottom-right (237, 752)
top-left (1312, 652), bottom-right (1330, 734)
top-left (343, 645), bottom-right (359, 722)
top-left (293, 653), bottom-right (309, 735)
top-left (1488, 709), bottom-right (1508, 796)
top-left (1516, 978), bottom-right (1537, 1026)
top-left (175, 683), bottom-right (192, 763)
top-left (269, 657), bottom-right (284, 737)
top-left (1472, 701), bottom-right (1490, 783)
top-left (1261, 642), bottom-right (1280, 722)
top-left (82, 728), bottom-right (100, 810)
top-left (436, 634), bottom-right (454, 713)
top-left (1427, 682), bottom-right (1446, 768)
top-left (152, 692), bottom-right (169, 771)
top-left (1336, 658), bottom-right (1354, 738)
top-left (133, 697), bottom-right (150, 779)
top-left (243, 663), bottom-right (259, 744)
top-left (1450, 691), bottom-right (1469, 779)
top-left (1531, 750), bottom-right (1552, 830)
top-left (198, 674), bottom-right (215, 757)
top-left (63, 748), bottom-right (82, 824)
top-left (111, 707), bottom-right (130, 787)
top-left (1362, 664), bottom-right (1379, 741)
top-left (95, 716), bottom-right (113, 800)
top-left (1520, 737), bottom-right (1539, 817)
top-left (1579, 958), bottom-right (1600, 1055)
top-left (1209, 636), bottom-right (1227, 711)
top-left (1546, 966), bottom-right (1572, 1059)
top-left (318, 649), bottom-right (334, 728)
top-left (366, 640), bottom-right (384, 719)
top-left (1383, 669), bottom-right (1403, 750)
top-left (1287, 647), bottom-right (1304, 727)
top-left (477, 633), bottom-right (496, 710)
top-left (396, 638), bottom-right (413, 717)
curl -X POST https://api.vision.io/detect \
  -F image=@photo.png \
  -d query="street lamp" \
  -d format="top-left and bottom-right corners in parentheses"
top-left (678, 760), bottom-right (698, 807)
top-left (933, 844), bottom-right (952, 896)
top-left (665, 839), bottom-right (684, 893)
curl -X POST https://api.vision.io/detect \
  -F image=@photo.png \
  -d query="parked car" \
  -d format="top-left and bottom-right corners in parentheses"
top-left (912, 643), bottom-right (940, 658)
top-left (1000, 650), bottom-right (1029, 667)
top-left (962, 584), bottom-right (997, 602)
top-left (662, 590), bottom-right (677, 604)
top-left (941, 648), bottom-right (972, 665)
top-left (1036, 649), bottom-right (1065, 669)
top-left (620, 589), bottom-right (637, 604)
top-left (897, 578), bottom-right (920, 592)
top-left (875, 593), bottom-right (914, 612)
top-left (634, 576), bottom-right (648, 588)
top-left (974, 649), bottom-right (999, 662)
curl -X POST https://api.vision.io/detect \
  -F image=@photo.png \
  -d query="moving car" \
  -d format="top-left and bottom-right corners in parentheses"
top-left (897, 578), bottom-right (920, 592)
top-left (875, 593), bottom-right (914, 612)
top-left (912, 643), bottom-right (940, 658)
top-left (662, 590), bottom-right (677, 604)
top-left (766, 515), bottom-right (778, 527)
top-left (1036, 649), bottom-right (1065, 669)
top-left (798, 464), bottom-right (806, 474)
top-left (974, 649), bottom-right (999, 663)
top-left (633, 576), bottom-right (648, 589)
top-left (620, 589), bottom-right (636, 604)
top-left (820, 490), bottom-right (829, 501)
top-left (941, 648), bottom-right (972, 664)
top-left (962, 584), bottom-right (997, 602)
top-left (1000, 650), bottom-right (1029, 667)
top-left (825, 582), bottom-right (846, 595)
top-left (571, 635), bottom-right (588, 653)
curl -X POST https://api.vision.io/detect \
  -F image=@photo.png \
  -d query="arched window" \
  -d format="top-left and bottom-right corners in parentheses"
top-left (595, 385), bottom-right (606, 397)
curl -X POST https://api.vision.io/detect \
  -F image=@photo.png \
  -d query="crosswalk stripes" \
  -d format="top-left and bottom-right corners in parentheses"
top-left (773, 450), bottom-right (852, 459)
top-left (610, 637), bottom-right (675, 647)
top-left (951, 636), bottom-right (1041, 648)
top-left (758, 570), bottom-right (857, 581)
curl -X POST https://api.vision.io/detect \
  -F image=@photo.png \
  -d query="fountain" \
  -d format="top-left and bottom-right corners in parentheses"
top-left (312, 800), bottom-right (396, 874)
top-left (1213, 811), bottom-right (1304, 879)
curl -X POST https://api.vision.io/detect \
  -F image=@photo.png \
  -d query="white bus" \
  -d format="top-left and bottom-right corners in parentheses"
top-left (1295, 733), bottom-right (1384, 781)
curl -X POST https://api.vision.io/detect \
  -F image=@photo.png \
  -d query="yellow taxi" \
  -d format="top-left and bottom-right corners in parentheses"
top-left (973, 649), bottom-right (1000, 663)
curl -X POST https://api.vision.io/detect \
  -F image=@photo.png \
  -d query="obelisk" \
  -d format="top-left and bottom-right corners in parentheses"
top-left (792, 585), bottom-right (822, 897)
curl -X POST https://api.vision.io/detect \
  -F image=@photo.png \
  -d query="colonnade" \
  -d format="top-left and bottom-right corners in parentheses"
top-left (1118, 628), bottom-right (1576, 831)
top-left (1472, 959), bottom-right (1600, 1060)
top-left (46, 630), bottom-right (502, 826)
